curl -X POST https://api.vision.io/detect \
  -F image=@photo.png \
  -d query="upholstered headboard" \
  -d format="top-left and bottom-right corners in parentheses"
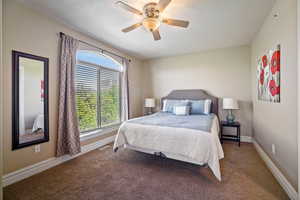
top-left (161, 89), bottom-right (219, 117)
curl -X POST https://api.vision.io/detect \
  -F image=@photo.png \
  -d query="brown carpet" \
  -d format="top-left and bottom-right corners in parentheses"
top-left (4, 142), bottom-right (289, 200)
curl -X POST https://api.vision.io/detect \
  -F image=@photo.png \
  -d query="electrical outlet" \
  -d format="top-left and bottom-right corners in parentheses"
top-left (272, 144), bottom-right (276, 155)
top-left (34, 145), bottom-right (41, 153)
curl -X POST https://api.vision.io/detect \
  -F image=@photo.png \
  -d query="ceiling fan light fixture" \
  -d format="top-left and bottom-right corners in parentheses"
top-left (116, 0), bottom-right (190, 41)
top-left (142, 17), bottom-right (161, 32)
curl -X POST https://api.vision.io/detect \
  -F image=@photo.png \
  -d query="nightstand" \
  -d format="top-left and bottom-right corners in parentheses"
top-left (220, 121), bottom-right (241, 146)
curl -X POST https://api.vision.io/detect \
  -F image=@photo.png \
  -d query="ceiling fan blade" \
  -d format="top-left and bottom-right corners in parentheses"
top-left (157, 0), bottom-right (171, 12)
top-left (122, 23), bottom-right (142, 33)
top-left (116, 1), bottom-right (143, 16)
top-left (152, 29), bottom-right (161, 41)
top-left (162, 18), bottom-right (189, 28)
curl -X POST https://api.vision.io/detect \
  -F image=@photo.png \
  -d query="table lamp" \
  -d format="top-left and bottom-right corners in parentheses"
top-left (223, 98), bottom-right (239, 124)
top-left (145, 98), bottom-right (155, 115)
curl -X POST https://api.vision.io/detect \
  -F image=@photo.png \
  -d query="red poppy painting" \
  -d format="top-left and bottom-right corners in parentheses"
top-left (257, 45), bottom-right (280, 102)
top-left (269, 80), bottom-right (280, 97)
top-left (271, 50), bottom-right (280, 74)
top-left (262, 55), bottom-right (268, 68)
top-left (259, 69), bottom-right (264, 85)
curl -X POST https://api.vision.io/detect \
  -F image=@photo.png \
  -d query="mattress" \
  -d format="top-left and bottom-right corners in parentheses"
top-left (113, 112), bottom-right (224, 181)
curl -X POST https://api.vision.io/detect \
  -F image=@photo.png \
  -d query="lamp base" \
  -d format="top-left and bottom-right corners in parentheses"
top-left (226, 110), bottom-right (235, 124)
top-left (146, 107), bottom-right (153, 115)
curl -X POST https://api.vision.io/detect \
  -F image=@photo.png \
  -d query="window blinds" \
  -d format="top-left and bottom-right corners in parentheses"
top-left (75, 64), bottom-right (120, 133)
top-left (100, 68), bottom-right (120, 127)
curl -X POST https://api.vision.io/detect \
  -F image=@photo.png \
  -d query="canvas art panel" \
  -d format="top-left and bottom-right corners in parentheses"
top-left (257, 45), bottom-right (280, 102)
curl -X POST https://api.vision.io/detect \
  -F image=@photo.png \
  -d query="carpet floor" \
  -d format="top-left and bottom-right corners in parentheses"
top-left (4, 142), bottom-right (289, 200)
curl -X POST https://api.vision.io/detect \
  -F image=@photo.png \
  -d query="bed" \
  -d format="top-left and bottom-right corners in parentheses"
top-left (113, 90), bottom-right (224, 181)
top-left (32, 114), bottom-right (44, 133)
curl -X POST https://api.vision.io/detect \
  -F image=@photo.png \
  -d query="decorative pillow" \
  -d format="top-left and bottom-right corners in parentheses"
top-left (173, 106), bottom-right (190, 116)
top-left (190, 99), bottom-right (212, 115)
top-left (162, 99), bottom-right (189, 113)
top-left (203, 99), bottom-right (212, 114)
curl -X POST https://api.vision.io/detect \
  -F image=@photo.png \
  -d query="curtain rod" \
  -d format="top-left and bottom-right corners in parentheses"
top-left (59, 32), bottom-right (131, 62)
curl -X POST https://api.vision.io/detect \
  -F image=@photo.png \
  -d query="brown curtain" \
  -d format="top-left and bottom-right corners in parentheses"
top-left (56, 34), bottom-right (81, 157)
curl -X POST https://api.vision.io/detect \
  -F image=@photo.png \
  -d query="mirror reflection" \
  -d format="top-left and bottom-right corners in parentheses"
top-left (19, 57), bottom-right (45, 144)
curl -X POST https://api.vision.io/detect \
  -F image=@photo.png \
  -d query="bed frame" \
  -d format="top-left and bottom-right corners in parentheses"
top-left (124, 89), bottom-right (219, 151)
top-left (114, 89), bottom-right (221, 178)
top-left (161, 89), bottom-right (219, 118)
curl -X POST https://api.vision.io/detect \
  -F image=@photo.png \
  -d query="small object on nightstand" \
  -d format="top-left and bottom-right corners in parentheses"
top-left (223, 98), bottom-right (239, 124)
top-left (144, 98), bottom-right (155, 115)
top-left (220, 121), bottom-right (241, 146)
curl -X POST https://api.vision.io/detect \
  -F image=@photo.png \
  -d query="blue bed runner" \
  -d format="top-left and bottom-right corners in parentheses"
top-left (128, 112), bottom-right (215, 132)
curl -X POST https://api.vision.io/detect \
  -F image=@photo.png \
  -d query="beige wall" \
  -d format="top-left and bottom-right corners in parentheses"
top-left (143, 45), bottom-right (253, 137)
top-left (128, 59), bottom-right (144, 118)
top-left (3, 0), bottom-right (143, 174)
top-left (251, 0), bottom-right (298, 190)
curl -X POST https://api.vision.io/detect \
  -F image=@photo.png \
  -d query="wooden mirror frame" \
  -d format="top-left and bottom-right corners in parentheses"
top-left (12, 50), bottom-right (49, 150)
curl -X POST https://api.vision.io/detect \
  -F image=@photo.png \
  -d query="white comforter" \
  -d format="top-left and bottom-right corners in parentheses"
top-left (32, 114), bottom-right (44, 133)
top-left (113, 116), bottom-right (224, 181)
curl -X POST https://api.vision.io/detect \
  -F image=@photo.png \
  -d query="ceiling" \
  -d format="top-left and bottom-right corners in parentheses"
top-left (18, 0), bottom-right (275, 60)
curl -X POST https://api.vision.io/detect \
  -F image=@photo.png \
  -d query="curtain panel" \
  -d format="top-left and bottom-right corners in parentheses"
top-left (56, 34), bottom-right (81, 157)
top-left (121, 59), bottom-right (130, 121)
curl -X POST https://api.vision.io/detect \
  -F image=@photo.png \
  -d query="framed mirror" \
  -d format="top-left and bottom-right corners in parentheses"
top-left (12, 50), bottom-right (49, 150)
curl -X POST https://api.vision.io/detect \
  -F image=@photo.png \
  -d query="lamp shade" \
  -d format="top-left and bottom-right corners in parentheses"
top-left (223, 98), bottom-right (239, 110)
top-left (145, 98), bottom-right (155, 108)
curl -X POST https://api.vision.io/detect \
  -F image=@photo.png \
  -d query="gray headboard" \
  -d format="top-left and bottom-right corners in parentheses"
top-left (161, 89), bottom-right (219, 117)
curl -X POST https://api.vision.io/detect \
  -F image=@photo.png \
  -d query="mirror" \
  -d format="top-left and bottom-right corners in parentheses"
top-left (12, 51), bottom-right (49, 150)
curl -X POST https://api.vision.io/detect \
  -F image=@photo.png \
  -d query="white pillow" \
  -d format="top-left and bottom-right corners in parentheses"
top-left (188, 99), bottom-right (212, 115)
top-left (204, 99), bottom-right (212, 114)
top-left (162, 99), bottom-right (189, 113)
top-left (162, 99), bottom-right (168, 112)
top-left (173, 106), bottom-right (190, 116)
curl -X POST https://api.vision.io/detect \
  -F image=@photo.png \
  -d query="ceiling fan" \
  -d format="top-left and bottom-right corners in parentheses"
top-left (116, 0), bottom-right (190, 41)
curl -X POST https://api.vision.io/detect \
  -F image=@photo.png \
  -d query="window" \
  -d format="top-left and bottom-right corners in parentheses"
top-left (75, 50), bottom-right (122, 133)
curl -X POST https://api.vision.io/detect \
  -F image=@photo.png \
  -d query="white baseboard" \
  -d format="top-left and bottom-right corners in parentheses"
top-left (2, 135), bottom-right (115, 187)
top-left (253, 140), bottom-right (298, 200)
top-left (241, 136), bottom-right (252, 143)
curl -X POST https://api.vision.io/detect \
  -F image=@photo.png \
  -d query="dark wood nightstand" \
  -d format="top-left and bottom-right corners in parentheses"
top-left (220, 121), bottom-right (241, 146)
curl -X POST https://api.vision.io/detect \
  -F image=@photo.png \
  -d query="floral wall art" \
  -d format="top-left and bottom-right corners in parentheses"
top-left (257, 45), bottom-right (280, 102)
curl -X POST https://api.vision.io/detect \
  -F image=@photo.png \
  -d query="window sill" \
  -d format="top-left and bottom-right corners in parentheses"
top-left (80, 124), bottom-right (121, 142)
